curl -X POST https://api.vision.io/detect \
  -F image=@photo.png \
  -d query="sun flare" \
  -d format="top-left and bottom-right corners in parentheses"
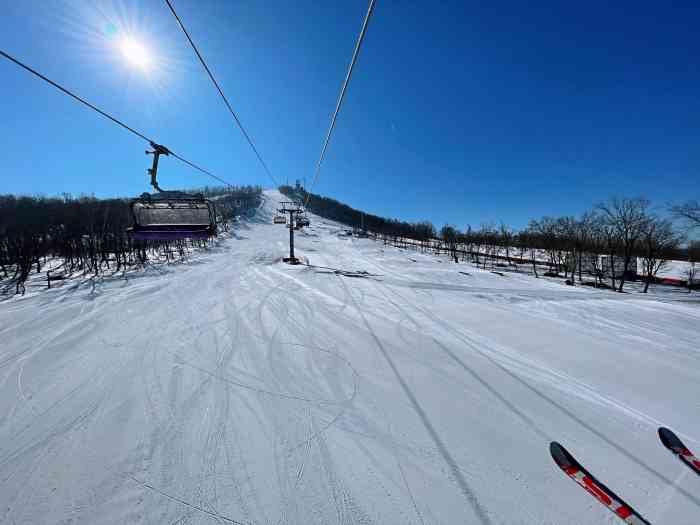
top-left (119, 36), bottom-right (151, 70)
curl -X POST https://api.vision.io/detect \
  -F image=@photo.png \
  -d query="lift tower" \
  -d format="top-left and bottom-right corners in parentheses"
top-left (277, 201), bottom-right (304, 264)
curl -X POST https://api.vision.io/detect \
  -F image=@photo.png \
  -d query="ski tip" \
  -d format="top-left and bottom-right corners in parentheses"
top-left (550, 442), bottom-right (574, 470)
top-left (659, 427), bottom-right (683, 450)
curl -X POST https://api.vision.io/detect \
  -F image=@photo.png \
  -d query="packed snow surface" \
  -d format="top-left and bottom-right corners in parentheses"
top-left (2, 190), bottom-right (699, 524)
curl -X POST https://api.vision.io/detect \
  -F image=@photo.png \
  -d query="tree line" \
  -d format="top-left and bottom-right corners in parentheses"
top-left (279, 185), bottom-right (437, 240)
top-left (0, 185), bottom-right (261, 295)
top-left (450, 197), bottom-right (697, 293)
top-left (283, 186), bottom-right (699, 293)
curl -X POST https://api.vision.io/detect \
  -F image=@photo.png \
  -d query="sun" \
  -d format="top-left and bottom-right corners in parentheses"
top-left (119, 36), bottom-right (151, 70)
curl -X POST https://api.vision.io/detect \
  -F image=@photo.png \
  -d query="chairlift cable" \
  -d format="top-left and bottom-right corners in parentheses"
top-left (0, 49), bottom-right (151, 143)
top-left (169, 151), bottom-right (232, 187)
top-left (0, 48), bottom-right (234, 187)
top-left (163, 0), bottom-right (280, 189)
top-left (305, 0), bottom-right (376, 208)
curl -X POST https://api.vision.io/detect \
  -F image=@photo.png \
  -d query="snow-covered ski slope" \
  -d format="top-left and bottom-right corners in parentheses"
top-left (2, 190), bottom-right (699, 525)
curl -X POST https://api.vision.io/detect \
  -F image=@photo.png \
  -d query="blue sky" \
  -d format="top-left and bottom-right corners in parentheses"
top-left (1, 1), bottom-right (699, 229)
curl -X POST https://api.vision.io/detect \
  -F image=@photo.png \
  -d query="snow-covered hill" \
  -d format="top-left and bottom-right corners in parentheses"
top-left (2, 190), bottom-right (699, 524)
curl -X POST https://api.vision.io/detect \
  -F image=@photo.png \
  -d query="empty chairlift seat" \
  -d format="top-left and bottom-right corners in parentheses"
top-left (273, 214), bottom-right (287, 224)
top-left (127, 192), bottom-right (217, 241)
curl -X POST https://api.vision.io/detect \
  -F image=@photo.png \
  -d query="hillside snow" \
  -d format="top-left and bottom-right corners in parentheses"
top-left (2, 190), bottom-right (699, 524)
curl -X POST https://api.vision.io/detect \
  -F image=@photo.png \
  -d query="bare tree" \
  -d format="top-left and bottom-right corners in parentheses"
top-left (499, 222), bottom-right (514, 266)
top-left (671, 200), bottom-right (700, 231)
top-left (440, 225), bottom-right (459, 263)
top-left (527, 218), bottom-right (557, 274)
top-left (687, 241), bottom-right (700, 293)
top-left (557, 217), bottom-right (579, 282)
top-left (573, 212), bottom-right (595, 283)
top-left (592, 216), bottom-right (621, 290)
top-left (517, 230), bottom-right (540, 277)
top-left (596, 197), bottom-right (650, 292)
top-left (479, 223), bottom-right (498, 269)
top-left (639, 217), bottom-right (679, 293)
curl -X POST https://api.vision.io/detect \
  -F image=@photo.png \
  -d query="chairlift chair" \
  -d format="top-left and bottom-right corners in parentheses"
top-left (273, 214), bottom-right (287, 224)
top-left (127, 143), bottom-right (218, 241)
top-left (128, 191), bottom-right (217, 241)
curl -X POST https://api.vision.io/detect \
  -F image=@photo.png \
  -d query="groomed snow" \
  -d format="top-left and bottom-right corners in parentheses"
top-left (1, 190), bottom-right (699, 524)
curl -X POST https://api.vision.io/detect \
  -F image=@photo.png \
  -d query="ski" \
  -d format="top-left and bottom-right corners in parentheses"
top-left (658, 427), bottom-right (700, 477)
top-left (550, 442), bottom-right (651, 524)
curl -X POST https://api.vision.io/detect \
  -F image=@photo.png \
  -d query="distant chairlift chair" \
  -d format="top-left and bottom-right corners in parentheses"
top-left (273, 214), bottom-right (287, 224)
top-left (127, 143), bottom-right (218, 241)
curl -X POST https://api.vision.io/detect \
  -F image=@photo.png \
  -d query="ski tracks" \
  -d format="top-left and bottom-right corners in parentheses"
top-left (340, 274), bottom-right (494, 525)
top-left (380, 283), bottom-right (700, 513)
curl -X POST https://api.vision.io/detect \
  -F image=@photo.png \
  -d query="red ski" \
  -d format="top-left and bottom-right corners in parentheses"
top-left (658, 427), bottom-right (700, 477)
top-left (550, 442), bottom-right (651, 524)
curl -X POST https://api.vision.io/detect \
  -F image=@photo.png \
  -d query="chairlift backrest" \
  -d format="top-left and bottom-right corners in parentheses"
top-left (132, 200), bottom-right (212, 226)
top-left (128, 192), bottom-right (217, 241)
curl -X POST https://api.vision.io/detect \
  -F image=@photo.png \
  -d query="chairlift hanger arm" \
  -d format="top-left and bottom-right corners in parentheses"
top-left (146, 142), bottom-right (172, 192)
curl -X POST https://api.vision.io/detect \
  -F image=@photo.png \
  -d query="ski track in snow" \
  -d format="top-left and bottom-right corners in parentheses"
top-left (1, 190), bottom-right (699, 524)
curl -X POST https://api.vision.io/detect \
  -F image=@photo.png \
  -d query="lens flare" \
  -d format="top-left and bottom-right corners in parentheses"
top-left (119, 36), bottom-right (151, 70)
